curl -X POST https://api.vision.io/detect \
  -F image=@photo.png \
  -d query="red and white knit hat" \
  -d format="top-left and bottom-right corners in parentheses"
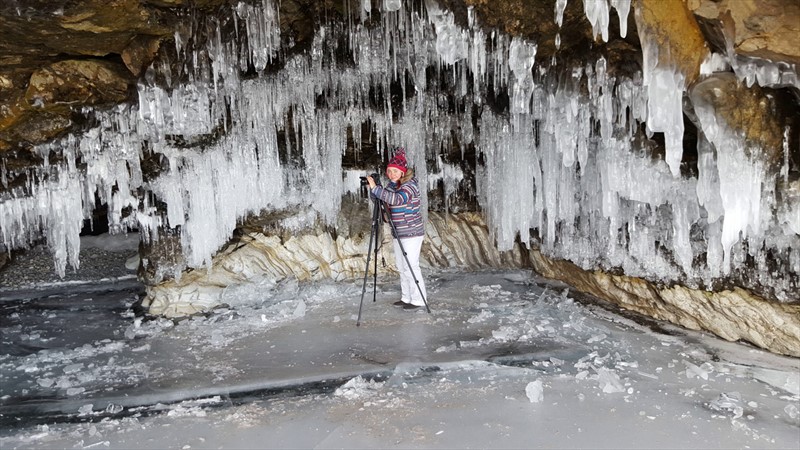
top-left (386, 147), bottom-right (408, 174)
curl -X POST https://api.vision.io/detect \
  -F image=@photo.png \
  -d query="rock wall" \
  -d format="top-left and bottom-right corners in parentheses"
top-left (528, 249), bottom-right (800, 357)
top-left (143, 210), bottom-right (525, 316)
top-left (144, 209), bottom-right (800, 357)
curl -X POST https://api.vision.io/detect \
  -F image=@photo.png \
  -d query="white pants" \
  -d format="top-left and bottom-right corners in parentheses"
top-left (393, 236), bottom-right (427, 307)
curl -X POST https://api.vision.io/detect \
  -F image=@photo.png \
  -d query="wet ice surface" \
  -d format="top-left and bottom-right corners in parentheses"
top-left (1, 269), bottom-right (799, 449)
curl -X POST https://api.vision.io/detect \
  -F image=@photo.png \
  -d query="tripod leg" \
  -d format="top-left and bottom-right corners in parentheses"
top-left (372, 230), bottom-right (379, 302)
top-left (356, 198), bottom-right (382, 326)
top-left (357, 214), bottom-right (377, 327)
top-left (372, 200), bottom-right (382, 303)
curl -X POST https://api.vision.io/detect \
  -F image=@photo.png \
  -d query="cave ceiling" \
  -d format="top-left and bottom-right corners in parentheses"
top-left (1, 0), bottom-right (635, 160)
top-left (0, 0), bottom-right (798, 208)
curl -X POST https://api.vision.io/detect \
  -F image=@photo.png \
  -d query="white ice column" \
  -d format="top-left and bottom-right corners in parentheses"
top-left (508, 37), bottom-right (537, 116)
top-left (637, 11), bottom-right (686, 178)
top-left (584, 0), bottom-right (610, 42)
top-left (646, 67), bottom-right (686, 178)
top-left (692, 95), bottom-right (768, 274)
top-left (477, 113), bottom-right (538, 251)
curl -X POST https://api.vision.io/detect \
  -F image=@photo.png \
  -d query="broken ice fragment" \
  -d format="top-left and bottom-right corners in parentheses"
top-left (293, 300), bottom-right (306, 318)
top-left (594, 367), bottom-right (625, 393)
top-left (66, 387), bottom-right (86, 396)
top-left (683, 361), bottom-right (708, 380)
top-left (525, 380), bottom-right (544, 403)
top-left (707, 392), bottom-right (743, 419)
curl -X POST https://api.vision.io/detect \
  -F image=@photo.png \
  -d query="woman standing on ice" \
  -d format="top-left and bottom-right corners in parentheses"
top-left (366, 147), bottom-right (428, 311)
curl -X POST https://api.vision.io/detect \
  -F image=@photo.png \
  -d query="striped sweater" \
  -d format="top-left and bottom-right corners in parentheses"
top-left (371, 177), bottom-right (424, 238)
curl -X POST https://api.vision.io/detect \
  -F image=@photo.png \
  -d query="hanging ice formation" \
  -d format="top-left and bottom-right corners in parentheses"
top-left (0, 0), bottom-right (797, 299)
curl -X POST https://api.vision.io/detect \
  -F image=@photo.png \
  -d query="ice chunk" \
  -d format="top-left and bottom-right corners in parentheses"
top-left (334, 375), bottom-right (384, 400)
top-left (707, 392), bottom-right (743, 419)
top-left (106, 403), bottom-right (124, 414)
top-left (594, 367), bottom-right (625, 393)
top-left (67, 387), bottom-right (86, 396)
top-left (587, 333), bottom-right (607, 343)
top-left (64, 363), bottom-right (84, 374)
top-left (785, 403), bottom-right (799, 421)
top-left (525, 380), bottom-right (544, 403)
top-left (293, 300), bottom-right (307, 318)
top-left (36, 378), bottom-right (54, 388)
top-left (684, 361), bottom-right (709, 380)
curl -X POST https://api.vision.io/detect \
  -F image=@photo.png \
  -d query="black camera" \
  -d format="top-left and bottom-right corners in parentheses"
top-left (359, 173), bottom-right (381, 187)
top-left (359, 173), bottom-right (381, 198)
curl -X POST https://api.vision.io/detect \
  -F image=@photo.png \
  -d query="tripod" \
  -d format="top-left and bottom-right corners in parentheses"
top-left (356, 192), bottom-right (430, 326)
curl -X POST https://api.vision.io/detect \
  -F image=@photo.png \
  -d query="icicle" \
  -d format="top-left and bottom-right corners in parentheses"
top-left (555, 0), bottom-right (568, 27)
top-left (781, 126), bottom-right (790, 184)
top-left (610, 0), bottom-right (630, 38)
top-left (692, 86), bottom-right (768, 274)
top-left (384, 0), bottom-right (402, 12)
top-left (638, 12), bottom-right (686, 178)
top-left (426, 0), bottom-right (466, 65)
top-left (700, 53), bottom-right (731, 75)
top-left (508, 37), bottom-right (537, 116)
top-left (584, 0), bottom-right (610, 43)
top-left (696, 134), bottom-right (724, 224)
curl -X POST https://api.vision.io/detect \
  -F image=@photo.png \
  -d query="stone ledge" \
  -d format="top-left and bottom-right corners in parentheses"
top-left (528, 249), bottom-right (800, 357)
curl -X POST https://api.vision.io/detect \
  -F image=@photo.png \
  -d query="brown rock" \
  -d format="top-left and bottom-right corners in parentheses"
top-left (690, 72), bottom-right (784, 168)
top-left (1, 110), bottom-right (73, 149)
top-left (25, 60), bottom-right (132, 107)
top-left (457, 0), bottom-right (604, 64)
top-left (122, 35), bottom-right (164, 77)
top-left (635, 0), bottom-right (710, 85)
top-left (528, 248), bottom-right (800, 357)
top-left (690, 0), bottom-right (800, 65)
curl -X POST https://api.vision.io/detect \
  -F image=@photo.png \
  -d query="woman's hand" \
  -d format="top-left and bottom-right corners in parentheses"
top-left (366, 175), bottom-right (376, 189)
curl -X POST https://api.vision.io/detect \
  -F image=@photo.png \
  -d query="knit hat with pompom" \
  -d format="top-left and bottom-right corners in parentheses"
top-left (386, 147), bottom-right (408, 174)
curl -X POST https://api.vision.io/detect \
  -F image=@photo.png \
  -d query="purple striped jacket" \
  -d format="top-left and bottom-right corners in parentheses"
top-left (371, 177), bottom-right (424, 238)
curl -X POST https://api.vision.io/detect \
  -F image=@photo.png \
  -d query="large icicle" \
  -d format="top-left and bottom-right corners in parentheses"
top-left (637, 12), bottom-right (686, 178)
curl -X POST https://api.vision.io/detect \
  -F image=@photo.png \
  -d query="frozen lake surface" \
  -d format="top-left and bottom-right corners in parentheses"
top-left (1, 249), bottom-right (798, 449)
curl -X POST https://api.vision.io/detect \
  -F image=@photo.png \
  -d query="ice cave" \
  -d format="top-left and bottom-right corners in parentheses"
top-left (0, 0), bottom-right (798, 448)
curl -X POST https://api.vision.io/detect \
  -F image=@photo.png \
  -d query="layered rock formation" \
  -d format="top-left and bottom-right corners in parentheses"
top-left (0, 0), bottom-right (798, 356)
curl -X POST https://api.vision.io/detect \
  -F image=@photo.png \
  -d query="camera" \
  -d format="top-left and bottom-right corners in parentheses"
top-left (359, 173), bottom-right (381, 187)
top-left (359, 173), bottom-right (381, 198)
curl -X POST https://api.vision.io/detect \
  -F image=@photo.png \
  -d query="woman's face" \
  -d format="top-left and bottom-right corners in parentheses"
top-left (386, 167), bottom-right (404, 183)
